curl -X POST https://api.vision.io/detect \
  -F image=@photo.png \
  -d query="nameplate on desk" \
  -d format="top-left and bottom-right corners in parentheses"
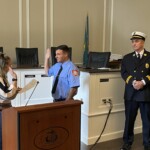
top-left (41, 74), bottom-right (48, 77)
top-left (25, 75), bottom-right (35, 78)
top-left (100, 79), bottom-right (109, 82)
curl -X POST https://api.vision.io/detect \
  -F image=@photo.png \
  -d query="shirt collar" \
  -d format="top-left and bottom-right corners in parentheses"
top-left (61, 60), bottom-right (70, 66)
top-left (135, 49), bottom-right (144, 55)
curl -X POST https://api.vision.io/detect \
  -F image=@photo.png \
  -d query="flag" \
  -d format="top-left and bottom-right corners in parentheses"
top-left (83, 15), bottom-right (89, 66)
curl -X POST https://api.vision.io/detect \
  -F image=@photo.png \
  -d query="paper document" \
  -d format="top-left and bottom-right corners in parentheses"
top-left (97, 67), bottom-right (110, 70)
top-left (110, 53), bottom-right (123, 61)
top-left (19, 79), bottom-right (38, 94)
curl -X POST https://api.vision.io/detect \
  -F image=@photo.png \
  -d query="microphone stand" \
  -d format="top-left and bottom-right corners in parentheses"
top-left (25, 81), bottom-right (39, 106)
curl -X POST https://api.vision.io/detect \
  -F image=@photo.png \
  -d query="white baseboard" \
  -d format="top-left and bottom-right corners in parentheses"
top-left (81, 126), bottom-right (142, 145)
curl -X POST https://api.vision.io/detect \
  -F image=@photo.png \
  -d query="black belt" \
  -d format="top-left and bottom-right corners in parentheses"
top-left (53, 99), bottom-right (66, 102)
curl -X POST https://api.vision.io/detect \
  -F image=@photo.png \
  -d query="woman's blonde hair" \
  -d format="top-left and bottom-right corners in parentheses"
top-left (0, 53), bottom-right (11, 78)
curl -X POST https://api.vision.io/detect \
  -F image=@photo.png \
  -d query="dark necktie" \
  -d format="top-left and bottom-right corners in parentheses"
top-left (52, 65), bottom-right (63, 94)
top-left (137, 53), bottom-right (141, 62)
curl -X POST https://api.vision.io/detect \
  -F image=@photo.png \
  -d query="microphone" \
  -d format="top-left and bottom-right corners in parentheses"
top-left (25, 81), bottom-right (39, 106)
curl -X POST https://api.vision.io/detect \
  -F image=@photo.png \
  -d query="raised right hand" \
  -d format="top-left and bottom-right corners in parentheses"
top-left (45, 48), bottom-right (51, 60)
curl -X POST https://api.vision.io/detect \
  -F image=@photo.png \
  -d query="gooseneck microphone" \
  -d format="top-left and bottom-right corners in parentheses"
top-left (25, 81), bottom-right (39, 106)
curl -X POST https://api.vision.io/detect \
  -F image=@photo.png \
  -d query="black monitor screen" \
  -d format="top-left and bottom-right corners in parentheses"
top-left (16, 47), bottom-right (39, 67)
top-left (87, 52), bottom-right (111, 68)
top-left (51, 47), bottom-right (72, 65)
top-left (0, 47), bottom-right (3, 53)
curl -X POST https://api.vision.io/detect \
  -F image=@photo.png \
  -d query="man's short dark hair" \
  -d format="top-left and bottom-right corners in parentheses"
top-left (56, 45), bottom-right (69, 54)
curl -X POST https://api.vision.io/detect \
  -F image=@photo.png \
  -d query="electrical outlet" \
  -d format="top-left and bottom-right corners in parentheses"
top-left (102, 99), bottom-right (107, 104)
top-left (101, 98), bottom-right (113, 104)
top-left (108, 99), bottom-right (112, 103)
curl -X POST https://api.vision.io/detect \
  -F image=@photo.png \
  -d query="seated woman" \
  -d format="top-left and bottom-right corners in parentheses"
top-left (0, 53), bottom-right (21, 150)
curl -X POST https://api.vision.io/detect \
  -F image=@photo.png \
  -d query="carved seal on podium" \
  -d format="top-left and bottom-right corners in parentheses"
top-left (34, 127), bottom-right (69, 149)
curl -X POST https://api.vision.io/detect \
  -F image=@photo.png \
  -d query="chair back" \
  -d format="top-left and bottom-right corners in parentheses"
top-left (0, 47), bottom-right (3, 53)
top-left (16, 47), bottom-right (39, 67)
top-left (87, 52), bottom-right (111, 68)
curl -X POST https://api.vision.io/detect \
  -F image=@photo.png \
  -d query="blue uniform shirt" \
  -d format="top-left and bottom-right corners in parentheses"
top-left (48, 60), bottom-right (80, 99)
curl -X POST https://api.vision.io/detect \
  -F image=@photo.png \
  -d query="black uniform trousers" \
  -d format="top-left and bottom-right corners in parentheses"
top-left (123, 100), bottom-right (150, 146)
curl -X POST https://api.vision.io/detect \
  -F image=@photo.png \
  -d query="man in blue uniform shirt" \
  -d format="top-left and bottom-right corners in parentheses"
top-left (44, 45), bottom-right (80, 102)
top-left (120, 31), bottom-right (150, 150)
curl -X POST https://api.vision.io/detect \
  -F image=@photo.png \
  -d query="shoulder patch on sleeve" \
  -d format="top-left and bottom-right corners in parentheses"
top-left (72, 70), bottom-right (79, 76)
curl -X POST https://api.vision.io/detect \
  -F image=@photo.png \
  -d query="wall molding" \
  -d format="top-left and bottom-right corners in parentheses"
top-left (82, 104), bottom-right (125, 117)
top-left (109, 0), bottom-right (114, 52)
top-left (44, 0), bottom-right (48, 50)
top-left (19, 0), bottom-right (23, 47)
top-left (50, 0), bottom-right (54, 47)
top-left (18, 0), bottom-right (54, 55)
top-left (26, 0), bottom-right (30, 47)
top-left (102, 0), bottom-right (107, 52)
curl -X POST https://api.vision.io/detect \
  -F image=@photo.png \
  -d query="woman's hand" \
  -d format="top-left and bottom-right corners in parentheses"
top-left (17, 87), bottom-right (22, 92)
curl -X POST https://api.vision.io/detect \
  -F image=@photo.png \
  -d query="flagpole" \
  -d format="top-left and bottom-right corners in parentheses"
top-left (83, 15), bottom-right (89, 66)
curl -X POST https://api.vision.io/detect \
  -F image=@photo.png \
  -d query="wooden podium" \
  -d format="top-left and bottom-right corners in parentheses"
top-left (2, 100), bottom-right (82, 150)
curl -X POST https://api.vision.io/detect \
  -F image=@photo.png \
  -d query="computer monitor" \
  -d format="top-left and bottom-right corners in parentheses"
top-left (16, 47), bottom-right (39, 67)
top-left (0, 47), bottom-right (3, 53)
top-left (51, 47), bottom-right (72, 65)
top-left (87, 52), bottom-right (111, 68)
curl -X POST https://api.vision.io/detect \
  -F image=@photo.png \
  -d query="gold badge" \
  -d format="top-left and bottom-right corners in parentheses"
top-left (144, 53), bottom-right (147, 56)
top-left (145, 63), bottom-right (149, 68)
